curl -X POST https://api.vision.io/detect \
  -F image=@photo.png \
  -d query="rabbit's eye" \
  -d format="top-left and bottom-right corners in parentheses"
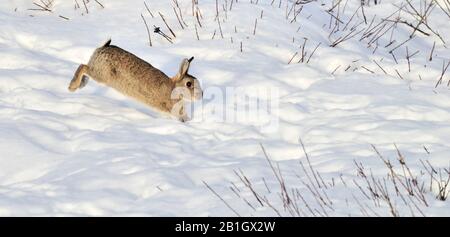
top-left (186, 82), bottom-right (192, 88)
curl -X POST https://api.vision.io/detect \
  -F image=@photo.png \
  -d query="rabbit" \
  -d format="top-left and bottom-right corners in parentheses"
top-left (68, 39), bottom-right (203, 122)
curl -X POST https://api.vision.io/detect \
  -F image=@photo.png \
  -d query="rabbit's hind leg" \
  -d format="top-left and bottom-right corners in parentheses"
top-left (68, 64), bottom-right (90, 92)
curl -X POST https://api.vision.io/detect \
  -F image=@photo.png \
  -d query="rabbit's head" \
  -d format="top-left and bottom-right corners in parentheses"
top-left (172, 57), bottom-right (203, 101)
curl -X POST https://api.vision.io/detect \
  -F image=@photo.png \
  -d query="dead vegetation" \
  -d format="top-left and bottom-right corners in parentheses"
top-left (205, 140), bottom-right (450, 217)
top-left (137, 0), bottom-right (448, 88)
top-left (26, 0), bottom-right (105, 20)
top-left (324, 0), bottom-right (449, 86)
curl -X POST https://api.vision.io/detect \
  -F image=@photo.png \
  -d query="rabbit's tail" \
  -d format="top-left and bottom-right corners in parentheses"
top-left (100, 38), bottom-right (112, 48)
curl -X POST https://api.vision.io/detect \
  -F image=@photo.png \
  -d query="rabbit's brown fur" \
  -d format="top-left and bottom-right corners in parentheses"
top-left (68, 39), bottom-right (202, 122)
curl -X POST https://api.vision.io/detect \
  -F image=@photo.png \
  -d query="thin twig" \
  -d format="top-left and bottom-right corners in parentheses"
top-left (203, 181), bottom-right (241, 217)
top-left (306, 42), bottom-right (321, 64)
top-left (159, 12), bottom-right (176, 38)
top-left (141, 14), bottom-right (152, 46)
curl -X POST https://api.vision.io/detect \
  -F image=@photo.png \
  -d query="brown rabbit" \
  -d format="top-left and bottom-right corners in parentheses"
top-left (68, 39), bottom-right (202, 122)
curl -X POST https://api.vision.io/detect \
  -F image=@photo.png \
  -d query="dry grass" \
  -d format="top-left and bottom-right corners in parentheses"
top-left (205, 140), bottom-right (450, 217)
top-left (26, 0), bottom-right (105, 20)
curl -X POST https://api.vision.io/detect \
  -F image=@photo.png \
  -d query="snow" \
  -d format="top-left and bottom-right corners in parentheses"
top-left (0, 0), bottom-right (449, 216)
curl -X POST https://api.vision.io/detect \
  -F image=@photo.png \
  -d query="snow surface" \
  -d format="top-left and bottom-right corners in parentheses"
top-left (0, 0), bottom-right (449, 216)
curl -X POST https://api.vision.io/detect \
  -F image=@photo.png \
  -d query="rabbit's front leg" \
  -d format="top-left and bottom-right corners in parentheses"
top-left (178, 105), bottom-right (190, 122)
top-left (170, 99), bottom-right (189, 122)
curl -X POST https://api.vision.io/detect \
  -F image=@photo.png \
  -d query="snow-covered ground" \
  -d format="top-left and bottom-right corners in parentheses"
top-left (0, 0), bottom-right (449, 216)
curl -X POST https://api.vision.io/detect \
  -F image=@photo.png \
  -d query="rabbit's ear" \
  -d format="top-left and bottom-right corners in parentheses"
top-left (173, 57), bottom-right (193, 82)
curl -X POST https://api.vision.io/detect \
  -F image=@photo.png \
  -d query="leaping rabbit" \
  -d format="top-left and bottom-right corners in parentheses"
top-left (68, 39), bottom-right (203, 122)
